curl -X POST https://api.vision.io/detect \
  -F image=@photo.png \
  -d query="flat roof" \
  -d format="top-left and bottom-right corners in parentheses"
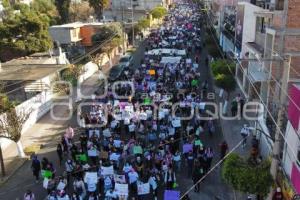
top-left (50, 22), bottom-right (84, 29)
top-left (0, 64), bottom-right (67, 81)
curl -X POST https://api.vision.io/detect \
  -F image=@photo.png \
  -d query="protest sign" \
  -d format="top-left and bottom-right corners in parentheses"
top-left (195, 140), bottom-right (203, 146)
top-left (43, 178), bottom-right (49, 189)
top-left (191, 79), bottom-right (199, 87)
top-left (84, 172), bottom-right (98, 184)
top-left (89, 130), bottom-right (100, 138)
top-left (103, 129), bottom-right (111, 137)
top-left (139, 112), bottom-right (147, 120)
top-left (144, 98), bottom-right (152, 105)
top-left (57, 181), bottom-right (66, 191)
top-left (114, 174), bottom-right (126, 183)
top-left (115, 183), bottom-right (128, 196)
top-left (88, 148), bottom-right (98, 157)
top-left (172, 119), bottom-right (181, 128)
top-left (168, 127), bottom-right (175, 135)
top-left (133, 146), bottom-right (143, 154)
top-left (159, 111), bottom-right (165, 119)
top-left (129, 124), bottom-right (136, 132)
top-left (76, 153), bottom-right (88, 162)
top-left (149, 69), bottom-right (156, 75)
top-left (138, 183), bottom-right (150, 195)
top-left (101, 166), bottom-right (114, 175)
top-left (42, 170), bottom-right (52, 179)
top-left (183, 144), bottom-right (193, 153)
top-left (164, 190), bottom-right (180, 200)
top-left (113, 140), bottom-right (122, 148)
top-left (110, 153), bottom-right (120, 161)
top-left (111, 120), bottom-right (118, 128)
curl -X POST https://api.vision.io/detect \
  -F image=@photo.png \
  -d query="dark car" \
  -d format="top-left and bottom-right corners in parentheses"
top-left (108, 64), bottom-right (124, 81)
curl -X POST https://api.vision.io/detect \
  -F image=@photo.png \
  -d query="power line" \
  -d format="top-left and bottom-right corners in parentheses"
top-left (204, 10), bottom-right (299, 163)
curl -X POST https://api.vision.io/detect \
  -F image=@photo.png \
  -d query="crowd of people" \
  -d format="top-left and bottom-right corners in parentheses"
top-left (26, 2), bottom-right (229, 200)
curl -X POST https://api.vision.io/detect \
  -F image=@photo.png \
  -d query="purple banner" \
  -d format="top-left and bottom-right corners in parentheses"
top-left (288, 84), bottom-right (300, 131)
top-left (164, 190), bottom-right (180, 200)
top-left (183, 144), bottom-right (193, 153)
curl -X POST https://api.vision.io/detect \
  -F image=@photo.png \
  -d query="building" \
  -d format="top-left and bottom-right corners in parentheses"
top-left (49, 22), bottom-right (84, 46)
top-left (282, 84), bottom-right (300, 196)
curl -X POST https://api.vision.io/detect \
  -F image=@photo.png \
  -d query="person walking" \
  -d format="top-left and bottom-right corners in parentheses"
top-left (57, 143), bottom-right (63, 166)
top-left (192, 161), bottom-right (204, 192)
top-left (164, 167), bottom-right (176, 190)
top-left (240, 124), bottom-right (250, 148)
top-left (24, 190), bottom-right (35, 200)
top-left (31, 155), bottom-right (41, 183)
top-left (219, 141), bottom-right (228, 160)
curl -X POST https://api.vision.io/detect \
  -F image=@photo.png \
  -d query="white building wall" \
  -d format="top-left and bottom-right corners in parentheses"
top-left (239, 2), bottom-right (264, 58)
top-left (283, 121), bottom-right (300, 177)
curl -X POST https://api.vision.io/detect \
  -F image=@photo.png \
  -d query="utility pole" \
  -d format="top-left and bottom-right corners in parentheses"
top-left (268, 0), bottom-right (289, 198)
top-left (130, 0), bottom-right (135, 47)
top-left (121, 0), bottom-right (126, 55)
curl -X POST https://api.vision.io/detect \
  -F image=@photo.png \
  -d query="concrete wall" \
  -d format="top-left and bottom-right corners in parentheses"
top-left (239, 2), bottom-right (264, 58)
top-left (49, 27), bottom-right (81, 45)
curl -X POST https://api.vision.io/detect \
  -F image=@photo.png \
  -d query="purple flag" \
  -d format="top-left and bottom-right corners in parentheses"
top-left (183, 144), bottom-right (193, 153)
top-left (164, 190), bottom-right (180, 200)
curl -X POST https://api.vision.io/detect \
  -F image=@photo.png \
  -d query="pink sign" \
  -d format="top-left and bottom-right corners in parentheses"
top-left (288, 85), bottom-right (300, 131)
top-left (291, 163), bottom-right (300, 194)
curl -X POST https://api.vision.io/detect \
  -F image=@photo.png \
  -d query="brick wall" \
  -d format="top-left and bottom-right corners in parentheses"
top-left (287, 0), bottom-right (300, 28)
top-left (290, 56), bottom-right (300, 79)
top-left (285, 35), bottom-right (300, 52)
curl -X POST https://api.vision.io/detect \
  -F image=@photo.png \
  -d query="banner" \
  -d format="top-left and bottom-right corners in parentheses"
top-left (138, 183), bottom-right (150, 195)
top-left (183, 144), bottom-right (193, 153)
top-left (115, 183), bottom-right (128, 196)
top-left (84, 172), bottom-right (98, 184)
top-left (133, 146), bottom-right (143, 154)
top-left (114, 174), bottom-right (126, 183)
top-left (164, 190), bottom-right (180, 200)
top-left (102, 166), bottom-right (114, 176)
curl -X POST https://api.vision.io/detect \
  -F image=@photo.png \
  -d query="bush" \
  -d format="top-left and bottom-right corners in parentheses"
top-left (211, 59), bottom-right (235, 76)
top-left (222, 153), bottom-right (273, 198)
top-left (151, 6), bottom-right (167, 19)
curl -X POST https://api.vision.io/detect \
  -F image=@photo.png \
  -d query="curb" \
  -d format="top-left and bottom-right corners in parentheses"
top-left (0, 157), bottom-right (28, 186)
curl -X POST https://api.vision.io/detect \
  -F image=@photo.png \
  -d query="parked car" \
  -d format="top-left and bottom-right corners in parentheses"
top-left (108, 64), bottom-right (124, 81)
top-left (118, 54), bottom-right (133, 68)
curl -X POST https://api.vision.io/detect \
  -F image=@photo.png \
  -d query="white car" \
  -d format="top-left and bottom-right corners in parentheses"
top-left (119, 55), bottom-right (133, 68)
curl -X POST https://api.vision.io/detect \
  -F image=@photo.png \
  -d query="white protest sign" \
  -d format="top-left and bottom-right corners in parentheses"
top-left (139, 112), bottom-right (147, 120)
top-left (129, 124), bottom-right (136, 132)
top-left (43, 178), bottom-right (49, 189)
top-left (88, 148), bottom-right (98, 157)
top-left (219, 89), bottom-right (224, 98)
top-left (124, 117), bottom-right (130, 125)
top-left (138, 183), bottom-right (150, 195)
top-left (172, 119), bottom-right (181, 127)
top-left (57, 181), bottom-right (66, 191)
top-left (84, 172), bottom-right (98, 184)
top-left (199, 102), bottom-right (206, 110)
top-left (113, 140), bottom-right (122, 148)
top-left (110, 153), bottom-right (120, 161)
top-left (103, 129), bottom-right (111, 137)
top-left (101, 166), bottom-right (114, 175)
top-left (115, 183), bottom-right (128, 196)
top-left (89, 130), bottom-right (100, 138)
top-left (114, 174), bottom-right (126, 183)
top-left (159, 111), bottom-right (165, 120)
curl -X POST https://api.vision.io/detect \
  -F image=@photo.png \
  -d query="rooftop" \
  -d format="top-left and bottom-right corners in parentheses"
top-left (0, 64), bottom-right (67, 81)
top-left (50, 22), bottom-right (85, 29)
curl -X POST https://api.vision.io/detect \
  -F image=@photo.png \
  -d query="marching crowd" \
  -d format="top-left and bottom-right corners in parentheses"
top-left (26, 2), bottom-right (228, 200)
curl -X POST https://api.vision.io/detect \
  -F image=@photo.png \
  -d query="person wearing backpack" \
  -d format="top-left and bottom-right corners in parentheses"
top-left (24, 190), bottom-right (35, 200)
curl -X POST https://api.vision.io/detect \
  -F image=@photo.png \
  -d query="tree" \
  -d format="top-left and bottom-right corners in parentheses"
top-left (0, 103), bottom-right (31, 158)
top-left (211, 59), bottom-right (236, 99)
top-left (69, 1), bottom-right (94, 22)
top-left (0, 4), bottom-right (53, 61)
top-left (150, 6), bottom-right (167, 19)
top-left (222, 153), bottom-right (274, 198)
top-left (88, 0), bottom-right (109, 22)
top-left (31, 0), bottom-right (59, 25)
top-left (54, 0), bottom-right (71, 24)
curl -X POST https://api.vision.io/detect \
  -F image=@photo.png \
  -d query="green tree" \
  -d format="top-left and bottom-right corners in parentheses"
top-left (214, 73), bottom-right (236, 97)
top-left (88, 0), bottom-right (109, 21)
top-left (31, 0), bottom-right (59, 25)
top-left (211, 59), bottom-right (235, 76)
top-left (137, 18), bottom-right (150, 30)
top-left (55, 0), bottom-right (71, 24)
top-left (0, 5), bottom-right (53, 61)
top-left (222, 153), bottom-right (273, 198)
top-left (150, 6), bottom-right (167, 19)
